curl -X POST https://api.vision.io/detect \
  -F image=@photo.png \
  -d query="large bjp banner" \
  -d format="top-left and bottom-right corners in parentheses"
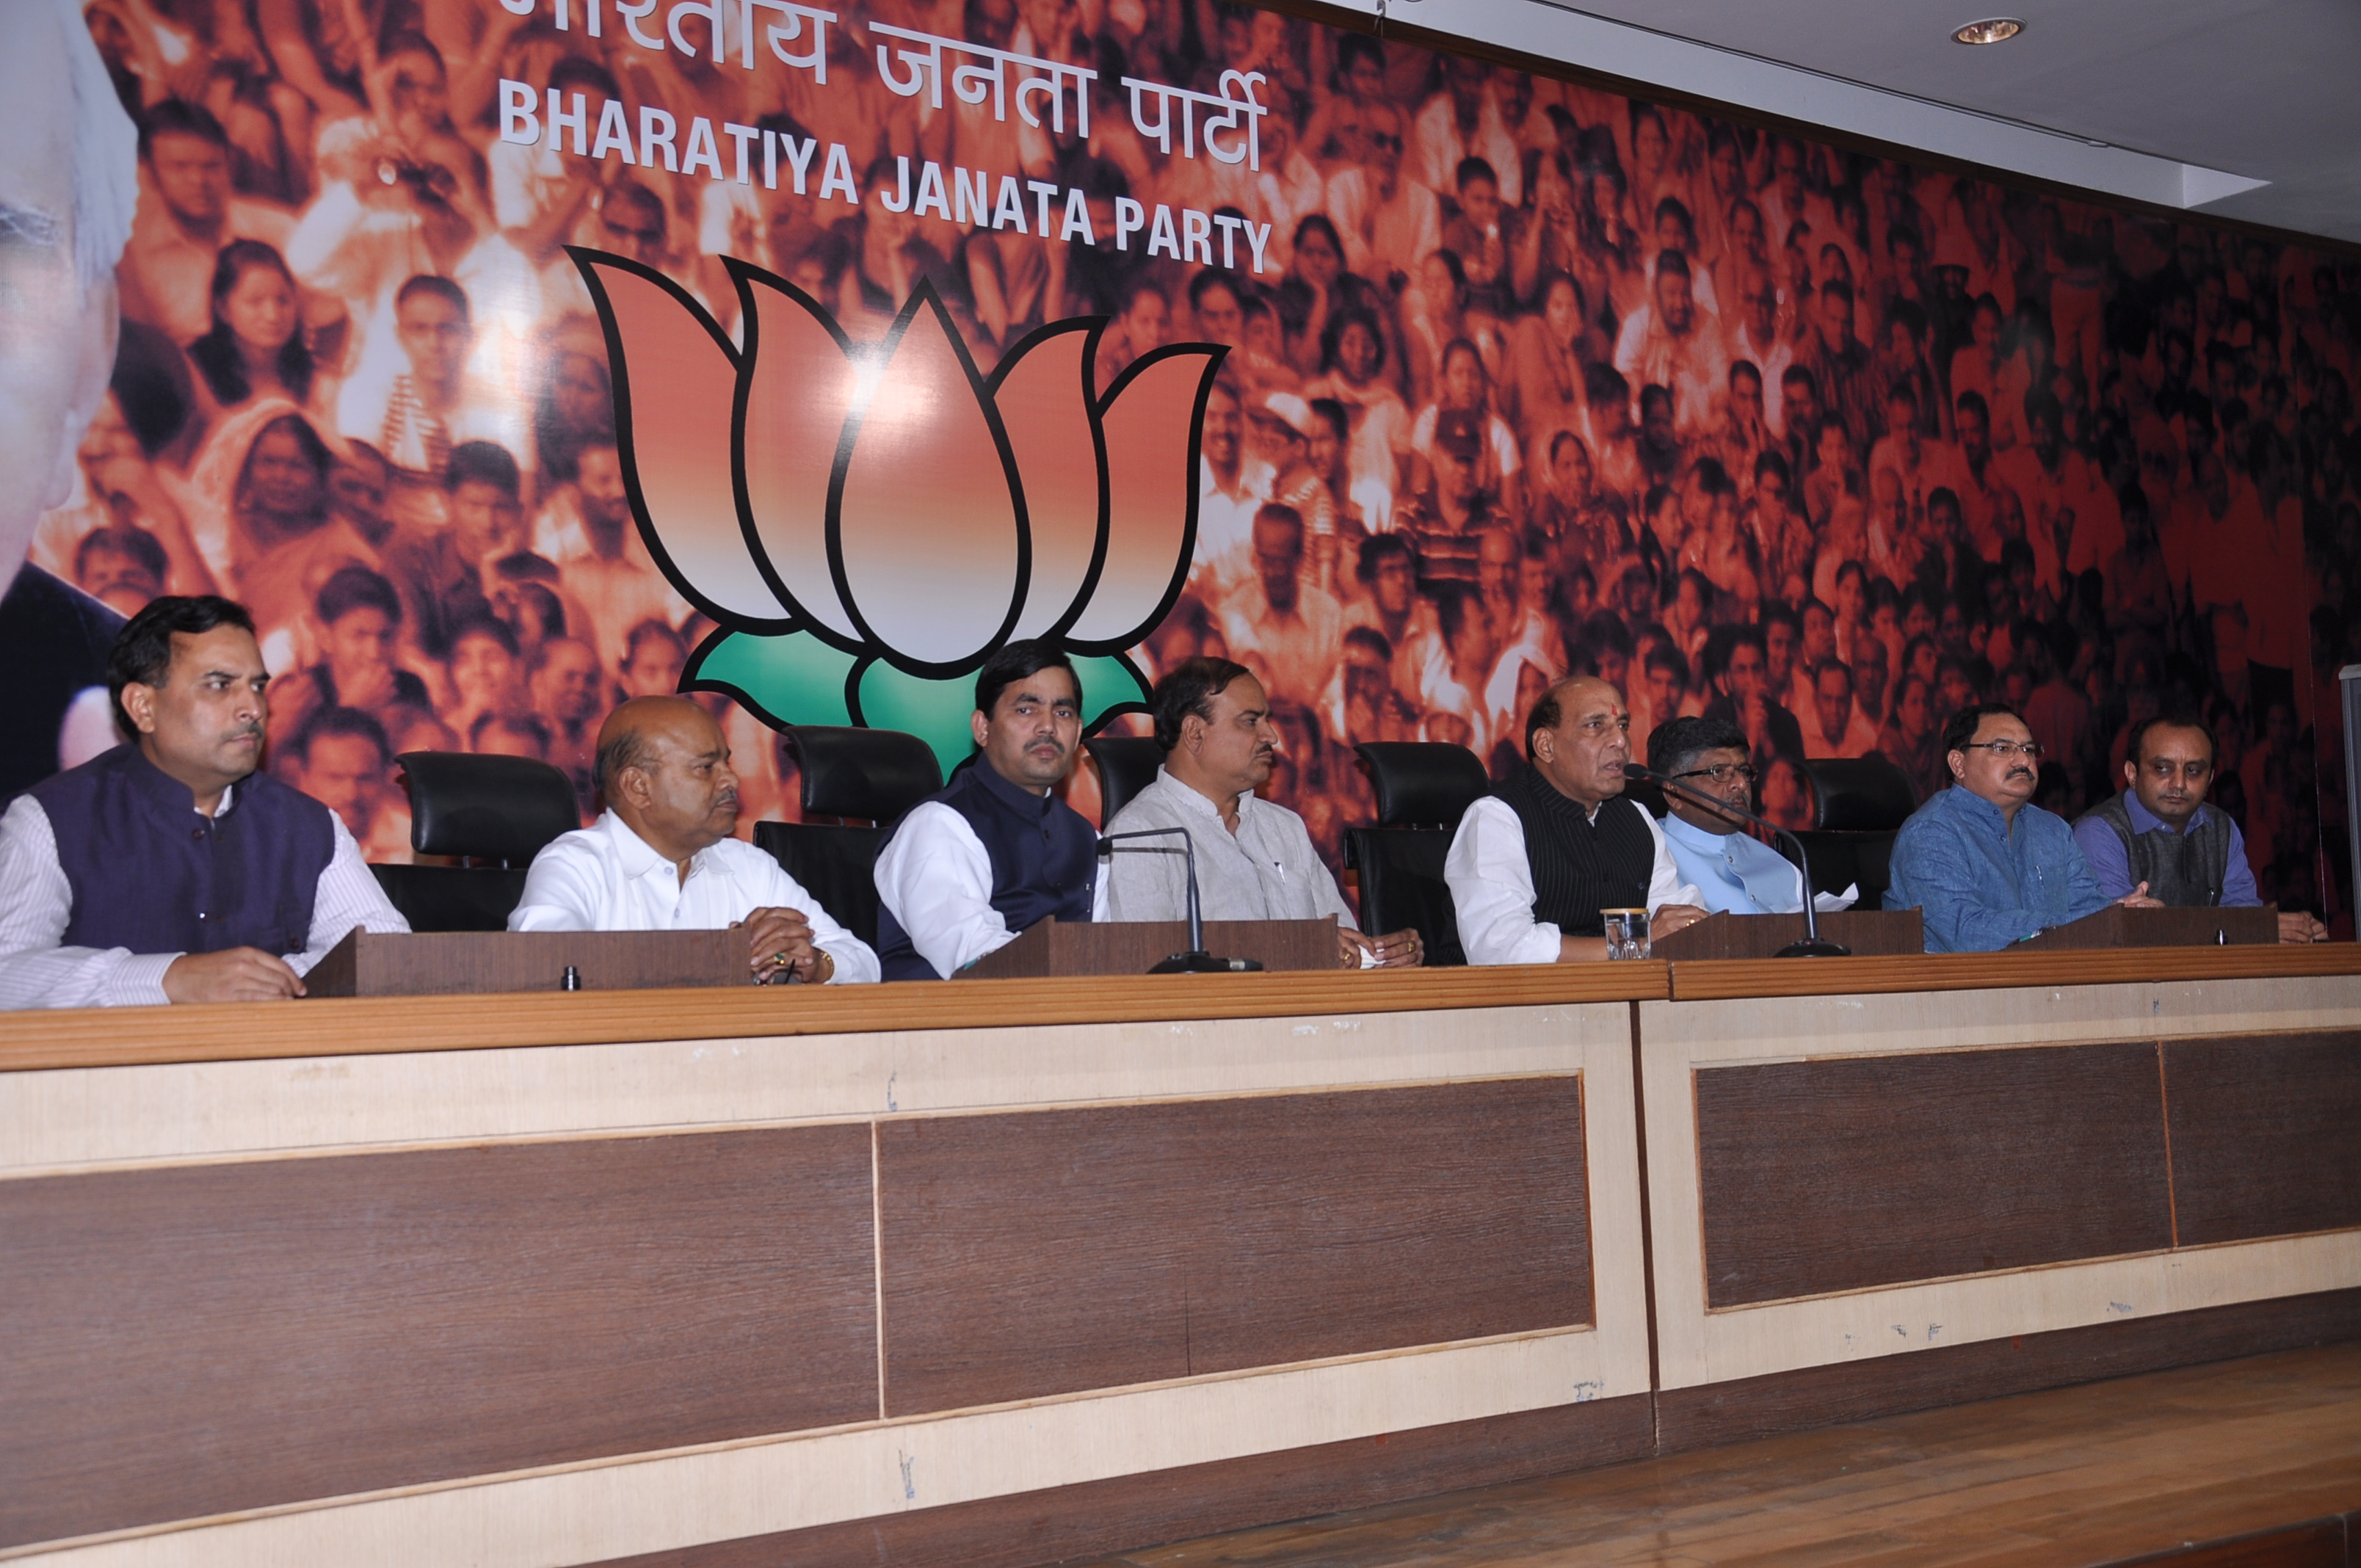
top-left (26, 0), bottom-right (2357, 924)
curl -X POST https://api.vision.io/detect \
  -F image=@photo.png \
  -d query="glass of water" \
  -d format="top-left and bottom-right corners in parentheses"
top-left (1600, 907), bottom-right (1652, 960)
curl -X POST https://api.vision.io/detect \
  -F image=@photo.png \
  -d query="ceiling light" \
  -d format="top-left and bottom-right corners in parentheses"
top-left (1951, 17), bottom-right (2025, 44)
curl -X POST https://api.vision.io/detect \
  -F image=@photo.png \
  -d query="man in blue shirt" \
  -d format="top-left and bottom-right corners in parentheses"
top-left (1887, 702), bottom-right (2158, 952)
top-left (2072, 713), bottom-right (2326, 943)
top-left (1649, 716), bottom-right (1811, 915)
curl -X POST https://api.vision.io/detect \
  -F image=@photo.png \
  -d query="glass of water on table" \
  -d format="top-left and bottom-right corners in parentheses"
top-left (1600, 907), bottom-right (1651, 960)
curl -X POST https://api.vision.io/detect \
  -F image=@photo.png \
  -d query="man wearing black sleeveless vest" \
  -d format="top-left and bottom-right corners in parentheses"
top-left (2071, 713), bottom-right (2326, 943)
top-left (0, 596), bottom-right (407, 1008)
top-left (874, 641), bottom-right (1100, 979)
top-left (1446, 675), bottom-right (1708, 964)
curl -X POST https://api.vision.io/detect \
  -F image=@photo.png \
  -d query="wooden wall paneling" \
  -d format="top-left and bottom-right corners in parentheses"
top-left (1692, 1042), bottom-right (2174, 1307)
top-left (1639, 990), bottom-right (2361, 1391)
top-left (876, 1079), bottom-right (1595, 1414)
top-left (2166, 1031), bottom-right (2361, 1248)
top-left (0, 964), bottom-right (1673, 1074)
top-left (0, 1127), bottom-right (877, 1550)
top-left (8, 1330), bottom-right (1638, 1568)
top-left (0, 1001), bottom-right (1633, 1180)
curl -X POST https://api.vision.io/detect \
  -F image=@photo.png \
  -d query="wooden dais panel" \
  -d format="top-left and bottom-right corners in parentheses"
top-left (1694, 1043), bottom-right (2173, 1307)
top-left (2166, 1031), bottom-right (2361, 1247)
top-left (0, 1127), bottom-right (877, 1549)
top-left (877, 1079), bottom-right (1593, 1415)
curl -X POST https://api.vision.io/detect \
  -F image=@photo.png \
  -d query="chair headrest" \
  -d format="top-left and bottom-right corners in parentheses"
top-left (397, 752), bottom-right (581, 863)
top-left (1084, 736), bottom-right (1165, 824)
top-left (786, 726), bottom-right (943, 821)
top-left (1804, 755), bottom-right (1918, 831)
top-left (1354, 741), bottom-right (1489, 826)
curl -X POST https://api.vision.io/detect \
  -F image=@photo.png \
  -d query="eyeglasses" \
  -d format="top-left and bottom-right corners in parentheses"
top-left (1960, 740), bottom-right (2045, 759)
top-left (1672, 763), bottom-right (1759, 785)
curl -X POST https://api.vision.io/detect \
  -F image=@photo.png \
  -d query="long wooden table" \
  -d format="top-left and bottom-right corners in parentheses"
top-left (2, 945), bottom-right (2356, 1568)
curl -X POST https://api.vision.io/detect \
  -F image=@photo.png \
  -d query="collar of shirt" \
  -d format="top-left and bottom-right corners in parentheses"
top-left (1659, 813), bottom-right (1737, 856)
top-left (598, 809), bottom-right (699, 890)
top-left (1153, 766), bottom-right (1257, 833)
top-left (1936, 782), bottom-right (2021, 839)
top-left (2122, 790), bottom-right (2211, 838)
top-left (121, 742), bottom-right (243, 822)
top-left (970, 757), bottom-right (1061, 820)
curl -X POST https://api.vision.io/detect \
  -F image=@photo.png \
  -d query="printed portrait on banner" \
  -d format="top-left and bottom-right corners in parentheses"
top-left (20, 0), bottom-right (2361, 929)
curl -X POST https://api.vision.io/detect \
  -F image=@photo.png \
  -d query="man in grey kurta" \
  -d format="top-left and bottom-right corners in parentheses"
top-left (1100, 657), bottom-right (1423, 968)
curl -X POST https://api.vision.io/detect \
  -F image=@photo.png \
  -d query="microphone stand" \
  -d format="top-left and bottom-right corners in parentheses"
top-left (1624, 763), bottom-right (1849, 958)
top-left (1096, 827), bottom-right (1265, 974)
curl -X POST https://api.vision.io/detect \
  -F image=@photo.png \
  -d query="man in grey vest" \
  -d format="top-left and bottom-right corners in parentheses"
top-left (2071, 714), bottom-right (2326, 943)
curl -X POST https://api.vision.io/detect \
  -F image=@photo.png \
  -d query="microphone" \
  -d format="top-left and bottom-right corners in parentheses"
top-left (1622, 763), bottom-right (1849, 958)
top-left (1095, 827), bottom-right (1266, 974)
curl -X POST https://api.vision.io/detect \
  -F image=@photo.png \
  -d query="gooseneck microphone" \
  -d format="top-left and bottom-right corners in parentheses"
top-left (1622, 763), bottom-right (1849, 958)
top-left (1095, 827), bottom-right (1266, 974)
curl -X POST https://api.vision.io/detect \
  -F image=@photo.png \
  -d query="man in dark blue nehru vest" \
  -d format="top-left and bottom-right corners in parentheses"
top-left (1444, 675), bottom-right (1709, 964)
top-left (0, 596), bottom-right (407, 1009)
top-left (872, 640), bottom-right (1098, 980)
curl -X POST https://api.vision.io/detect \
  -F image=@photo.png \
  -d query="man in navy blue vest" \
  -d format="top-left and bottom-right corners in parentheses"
top-left (0, 596), bottom-right (407, 1008)
top-left (873, 641), bottom-right (1099, 980)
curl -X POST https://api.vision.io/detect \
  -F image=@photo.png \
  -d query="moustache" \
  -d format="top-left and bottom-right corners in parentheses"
top-left (2006, 766), bottom-right (2034, 780)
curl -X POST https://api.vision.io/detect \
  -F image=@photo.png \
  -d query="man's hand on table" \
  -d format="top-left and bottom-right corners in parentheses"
top-left (738, 907), bottom-right (833, 984)
top-left (162, 948), bottom-right (305, 1003)
top-left (2115, 881), bottom-right (2164, 910)
top-left (2279, 910), bottom-right (2329, 943)
top-left (1343, 927), bottom-right (1422, 968)
top-left (1651, 904), bottom-right (1711, 938)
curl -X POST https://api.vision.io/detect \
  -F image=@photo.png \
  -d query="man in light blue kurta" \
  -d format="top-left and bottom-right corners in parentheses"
top-left (1647, 715), bottom-right (1809, 914)
top-left (1886, 702), bottom-right (2155, 952)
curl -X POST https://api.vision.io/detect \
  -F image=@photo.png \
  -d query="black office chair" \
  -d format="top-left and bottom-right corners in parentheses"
top-left (1345, 742), bottom-right (1490, 967)
top-left (753, 726), bottom-right (943, 948)
top-left (1084, 735), bottom-right (1165, 826)
top-left (1787, 755), bottom-right (1918, 910)
top-left (371, 752), bottom-right (584, 932)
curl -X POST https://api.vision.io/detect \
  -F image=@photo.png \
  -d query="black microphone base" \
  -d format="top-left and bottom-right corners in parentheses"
top-left (1150, 951), bottom-right (1266, 974)
top-left (1775, 938), bottom-right (1852, 958)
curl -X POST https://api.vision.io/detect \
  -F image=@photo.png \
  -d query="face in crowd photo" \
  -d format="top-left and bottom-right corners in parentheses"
top-left (21, 0), bottom-right (2359, 932)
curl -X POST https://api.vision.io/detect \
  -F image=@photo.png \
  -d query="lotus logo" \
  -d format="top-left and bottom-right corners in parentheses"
top-left (572, 249), bottom-right (1225, 770)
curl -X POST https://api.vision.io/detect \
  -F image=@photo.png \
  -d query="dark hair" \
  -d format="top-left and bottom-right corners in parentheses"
top-left (594, 716), bottom-right (657, 797)
top-left (396, 272), bottom-right (471, 322)
top-left (2125, 711), bottom-right (2216, 768)
top-left (548, 54), bottom-right (620, 98)
top-left (239, 413), bottom-right (334, 502)
top-left (189, 242), bottom-right (314, 407)
top-left (471, 708), bottom-right (549, 753)
top-left (315, 565), bottom-right (404, 628)
top-left (1357, 531), bottom-right (1413, 581)
top-left (449, 613), bottom-right (521, 659)
top-left (446, 440), bottom-right (521, 497)
top-left (1151, 656), bottom-right (1255, 751)
top-left (976, 638), bottom-right (1080, 716)
top-left (1319, 305), bottom-right (1388, 376)
top-left (1308, 396), bottom-right (1349, 440)
top-left (1940, 700), bottom-right (2025, 758)
top-left (75, 524), bottom-right (168, 587)
top-left (137, 98), bottom-right (229, 159)
top-left (1455, 156), bottom-right (1498, 192)
top-left (1647, 714), bottom-right (1749, 774)
top-left (1188, 268), bottom-right (1243, 313)
top-left (107, 595), bottom-right (256, 733)
top-left (288, 704), bottom-right (391, 769)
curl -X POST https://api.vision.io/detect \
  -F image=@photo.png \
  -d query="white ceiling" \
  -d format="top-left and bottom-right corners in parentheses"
top-left (1353, 0), bottom-right (2361, 247)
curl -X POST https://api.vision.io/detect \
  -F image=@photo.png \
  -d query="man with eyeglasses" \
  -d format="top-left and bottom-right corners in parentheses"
top-left (2071, 714), bottom-right (2327, 943)
top-left (1887, 702), bottom-right (2159, 952)
top-left (1648, 716), bottom-right (1821, 915)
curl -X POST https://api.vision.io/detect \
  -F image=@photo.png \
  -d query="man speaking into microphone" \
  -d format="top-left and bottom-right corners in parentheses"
top-left (1647, 716), bottom-right (1822, 915)
top-left (1446, 676), bottom-right (1709, 965)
